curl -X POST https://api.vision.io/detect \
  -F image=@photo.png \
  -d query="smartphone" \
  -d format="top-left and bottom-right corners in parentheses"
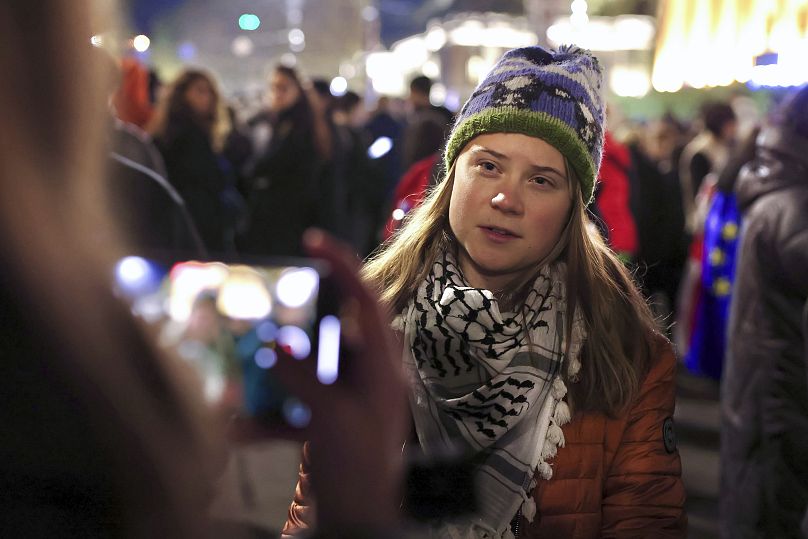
top-left (112, 254), bottom-right (341, 429)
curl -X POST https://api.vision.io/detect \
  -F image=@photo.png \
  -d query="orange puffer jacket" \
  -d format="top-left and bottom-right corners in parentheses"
top-left (282, 338), bottom-right (687, 538)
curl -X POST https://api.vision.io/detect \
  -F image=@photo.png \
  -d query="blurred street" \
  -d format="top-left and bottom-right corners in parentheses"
top-left (207, 367), bottom-right (723, 538)
top-left (677, 370), bottom-right (721, 539)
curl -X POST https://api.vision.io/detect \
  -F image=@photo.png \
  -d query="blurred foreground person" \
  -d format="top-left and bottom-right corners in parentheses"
top-left (0, 4), bottom-right (221, 537)
top-left (0, 2), bottom-right (408, 537)
top-left (721, 86), bottom-right (808, 538)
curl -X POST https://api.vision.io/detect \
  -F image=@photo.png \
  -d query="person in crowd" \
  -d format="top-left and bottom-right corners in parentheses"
top-left (625, 118), bottom-right (688, 325)
top-left (382, 150), bottom-right (442, 241)
top-left (285, 45), bottom-right (686, 538)
top-left (365, 95), bottom-right (405, 203)
top-left (92, 47), bottom-right (206, 257)
top-left (307, 78), bottom-right (352, 244)
top-left (679, 101), bottom-right (738, 233)
top-left (593, 129), bottom-right (639, 261)
top-left (401, 75), bottom-right (454, 171)
top-left (683, 127), bottom-right (759, 380)
top-left (721, 85), bottom-right (808, 538)
top-left (149, 69), bottom-right (237, 254)
top-left (331, 90), bottom-right (389, 255)
top-left (113, 56), bottom-right (155, 129)
top-left (675, 102), bottom-right (738, 362)
top-left (1, 3), bottom-right (411, 537)
top-left (239, 66), bottom-right (324, 257)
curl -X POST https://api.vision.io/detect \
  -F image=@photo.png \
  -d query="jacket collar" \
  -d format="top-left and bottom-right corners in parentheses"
top-left (736, 125), bottom-right (808, 211)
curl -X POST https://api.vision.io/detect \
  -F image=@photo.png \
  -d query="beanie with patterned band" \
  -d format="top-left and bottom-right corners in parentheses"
top-left (443, 44), bottom-right (605, 205)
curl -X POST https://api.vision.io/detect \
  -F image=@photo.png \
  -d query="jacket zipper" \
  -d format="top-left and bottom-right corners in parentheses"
top-left (511, 508), bottom-right (522, 538)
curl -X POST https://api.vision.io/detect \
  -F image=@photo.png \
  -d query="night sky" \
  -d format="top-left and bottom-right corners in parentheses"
top-left (124, 0), bottom-right (524, 47)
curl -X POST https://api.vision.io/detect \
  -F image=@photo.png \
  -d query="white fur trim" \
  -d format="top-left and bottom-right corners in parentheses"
top-left (553, 400), bottom-right (571, 425)
top-left (538, 461), bottom-right (553, 479)
top-left (547, 422), bottom-right (565, 447)
top-left (551, 377), bottom-right (567, 399)
top-left (522, 495), bottom-right (537, 522)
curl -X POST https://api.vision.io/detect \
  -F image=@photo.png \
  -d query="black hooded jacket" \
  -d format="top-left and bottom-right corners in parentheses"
top-left (720, 125), bottom-right (808, 538)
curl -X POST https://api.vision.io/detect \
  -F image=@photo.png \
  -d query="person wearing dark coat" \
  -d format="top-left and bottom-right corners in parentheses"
top-left (238, 66), bottom-right (323, 257)
top-left (721, 86), bottom-right (808, 538)
top-left (626, 120), bottom-right (687, 321)
top-left (108, 118), bottom-right (206, 257)
top-left (150, 69), bottom-right (234, 255)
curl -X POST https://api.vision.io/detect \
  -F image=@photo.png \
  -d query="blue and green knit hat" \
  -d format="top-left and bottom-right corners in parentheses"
top-left (444, 45), bottom-right (605, 204)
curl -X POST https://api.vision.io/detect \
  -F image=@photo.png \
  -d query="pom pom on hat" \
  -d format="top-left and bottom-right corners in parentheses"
top-left (443, 44), bottom-right (605, 205)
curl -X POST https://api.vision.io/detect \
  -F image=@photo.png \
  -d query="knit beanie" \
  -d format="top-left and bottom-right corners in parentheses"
top-left (444, 45), bottom-right (605, 204)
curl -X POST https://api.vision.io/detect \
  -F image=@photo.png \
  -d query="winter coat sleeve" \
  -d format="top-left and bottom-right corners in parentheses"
top-left (282, 442), bottom-right (315, 537)
top-left (777, 226), bottom-right (808, 298)
top-left (802, 301), bottom-right (808, 539)
top-left (601, 339), bottom-right (687, 537)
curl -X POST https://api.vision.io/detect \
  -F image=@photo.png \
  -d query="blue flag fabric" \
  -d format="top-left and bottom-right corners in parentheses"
top-left (684, 191), bottom-right (741, 380)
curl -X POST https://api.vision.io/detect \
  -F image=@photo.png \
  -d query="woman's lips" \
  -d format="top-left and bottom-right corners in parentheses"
top-left (480, 225), bottom-right (520, 243)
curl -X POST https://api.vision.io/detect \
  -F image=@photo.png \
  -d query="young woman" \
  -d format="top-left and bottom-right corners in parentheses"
top-left (150, 69), bottom-right (236, 253)
top-left (239, 65), bottom-right (326, 257)
top-left (285, 45), bottom-right (686, 538)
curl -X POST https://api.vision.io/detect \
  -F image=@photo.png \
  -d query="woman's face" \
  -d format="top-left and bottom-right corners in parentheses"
top-left (268, 71), bottom-right (300, 112)
top-left (184, 78), bottom-right (215, 118)
top-left (449, 133), bottom-right (572, 292)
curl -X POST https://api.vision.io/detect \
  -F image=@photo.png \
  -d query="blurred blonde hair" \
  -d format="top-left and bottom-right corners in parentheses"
top-left (363, 144), bottom-right (659, 415)
top-left (0, 2), bottom-right (221, 535)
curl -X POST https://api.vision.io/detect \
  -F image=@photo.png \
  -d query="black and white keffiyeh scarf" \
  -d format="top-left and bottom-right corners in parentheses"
top-left (398, 252), bottom-right (584, 539)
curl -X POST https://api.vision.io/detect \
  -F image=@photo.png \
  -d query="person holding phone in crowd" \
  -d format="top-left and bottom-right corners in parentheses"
top-left (0, 2), bottom-right (409, 537)
top-left (285, 45), bottom-right (686, 538)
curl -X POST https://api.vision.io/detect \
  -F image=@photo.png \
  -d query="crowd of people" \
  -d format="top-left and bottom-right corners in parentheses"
top-left (2, 1), bottom-right (808, 538)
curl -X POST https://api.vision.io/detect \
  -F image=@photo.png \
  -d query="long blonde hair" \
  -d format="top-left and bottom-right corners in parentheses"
top-left (363, 150), bottom-right (658, 416)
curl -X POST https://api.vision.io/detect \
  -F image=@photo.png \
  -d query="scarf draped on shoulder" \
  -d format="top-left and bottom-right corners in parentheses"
top-left (398, 252), bottom-right (585, 539)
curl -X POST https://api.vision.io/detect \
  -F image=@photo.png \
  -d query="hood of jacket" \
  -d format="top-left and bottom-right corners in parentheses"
top-left (736, 125), bottom-right (808, 212)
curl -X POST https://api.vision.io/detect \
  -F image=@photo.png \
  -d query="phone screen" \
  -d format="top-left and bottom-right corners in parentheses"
top-left (113, 255), bottom-right (340, 428)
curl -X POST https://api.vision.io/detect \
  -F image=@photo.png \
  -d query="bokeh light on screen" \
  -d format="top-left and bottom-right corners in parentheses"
top-left (217, 268), bottom-right (272, 320)
top-left (254, 347), bottom-right (278, 369)
top-left (317, 315), bottom-right (341, 385)
top-left (169, 262), bottom-right (229, 322)
top-left (283, 398), bottom-right (312, 428)
top-left (277, 325), bottom-right (311, 359)
top-left (257, 321), bottom-right (278, 342)
top-left (276, 267), bottom-right (319, 308)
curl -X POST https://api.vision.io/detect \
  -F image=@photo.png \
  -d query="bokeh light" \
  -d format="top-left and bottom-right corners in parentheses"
top-left (238, 13), bottom-right (261, 31)
top-left (133, 34), bottom-right (151, 52)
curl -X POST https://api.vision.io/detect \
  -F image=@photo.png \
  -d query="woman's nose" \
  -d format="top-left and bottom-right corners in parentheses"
top-left (490, 190), bottom-right (522, 214)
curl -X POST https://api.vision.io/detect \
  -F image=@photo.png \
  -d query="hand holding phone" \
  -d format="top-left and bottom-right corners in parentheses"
top-left (272, 230), bottom-right (409, 532)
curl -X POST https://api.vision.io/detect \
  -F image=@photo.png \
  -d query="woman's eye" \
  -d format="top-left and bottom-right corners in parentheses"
top-left (479, 161), bottom-right (497, 172)
top-left (530, 176), bottom-right (551, 186)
